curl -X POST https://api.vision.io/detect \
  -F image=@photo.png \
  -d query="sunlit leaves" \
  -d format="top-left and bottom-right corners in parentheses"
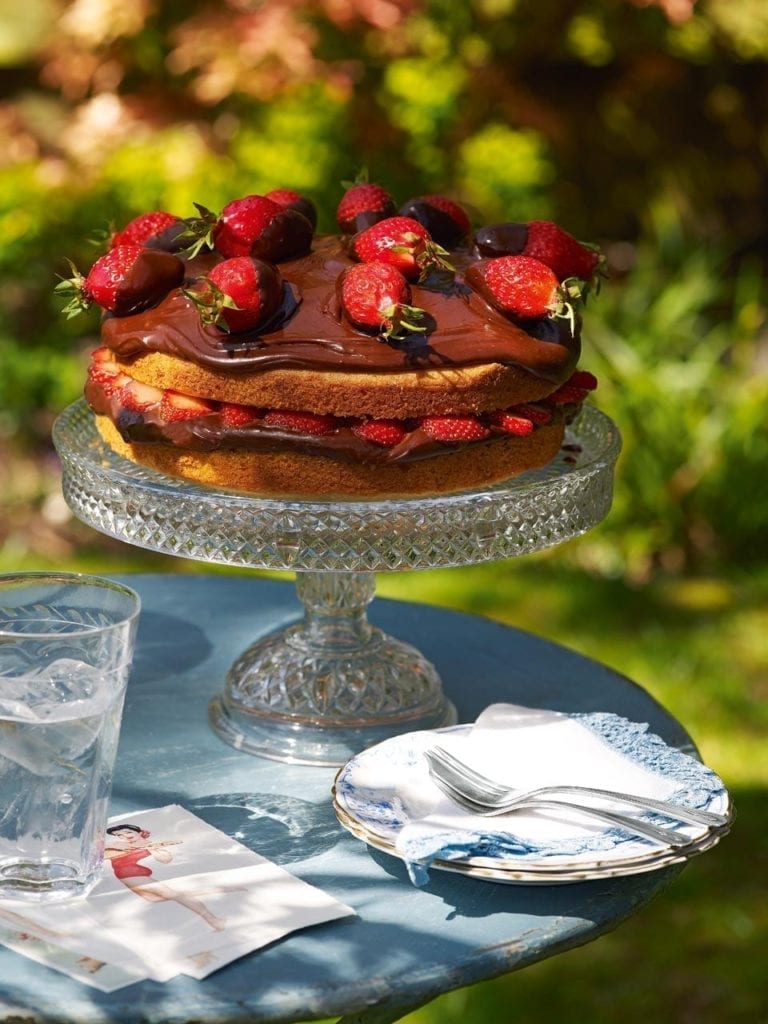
top-left (458, 124), bottom-right (554, 221)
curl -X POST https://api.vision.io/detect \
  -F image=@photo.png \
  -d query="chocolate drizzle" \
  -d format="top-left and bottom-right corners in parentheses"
top-left (101, 237), bottom-right (580, 382)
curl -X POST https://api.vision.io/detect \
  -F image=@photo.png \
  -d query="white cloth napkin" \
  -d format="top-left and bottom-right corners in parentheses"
top-left (393, 703), bottom-right (698, 877)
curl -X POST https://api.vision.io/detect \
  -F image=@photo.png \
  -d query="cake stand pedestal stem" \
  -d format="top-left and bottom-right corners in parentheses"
top-left (208, 570), bottom-right (457, 766)
top-left (297, 571), bottom-right (375, 651)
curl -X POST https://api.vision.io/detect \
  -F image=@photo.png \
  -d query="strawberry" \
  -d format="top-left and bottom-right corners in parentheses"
top-left (337, 183), bottom-right (396, 234)
top-left (548, 384), bottom-right (590, 404)
top-left (399, 195), bottom-right (471, 247)
top-left (120, 378), bottom-right (164, 412)
top-left (111, 211), bottom-right (185, 251)
top-left (159, 391), bottom-right (217, 422)
top-left (87, 348), bottom-right (122, 394)
top-left (548, 370), bottom-right (598, 404)
top-left (524, 220), bottom-right (604, 284)
top-left (512, 402), bottom-right (553, 425)
top-left (419, 414), bottom-right (491, 442)
top-left (56, 245), bottom-right (185, 318)
top-left (474, 220), bottom-right (604, 286)
top-left (263, 409), bottom-right (339, 435)
top-left (568, 369), bottom-right (598, 391)
top-left (88, 346), bottom-right (119, 378)
top-left (220, 402), bottom-right (265, 428)
top-left (352, 418), bottom-right (408, 447)
top-left (351, 216), bottom-right (453, 282)
top-left (265, 189), bottom-right (317, 230)
top-left (185, 257), bottom-right (283, 334)
top-left (212, 194), bottom-right (313, 262)
top-left (466, 255), bottom-right (581, 329)
top-left (339, 263), bottom-right (427, 340)
top-left (486, 410), bottom-right (534, 436)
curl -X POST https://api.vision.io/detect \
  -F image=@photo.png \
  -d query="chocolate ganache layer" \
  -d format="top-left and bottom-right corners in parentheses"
top-left (101, 237), bottom-right (580, 383)
top-left (84, 374), bottom-right (564, 467)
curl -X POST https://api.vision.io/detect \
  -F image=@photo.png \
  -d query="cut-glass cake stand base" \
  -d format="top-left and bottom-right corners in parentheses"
top-left (53, 401), bottom-right (621, 765)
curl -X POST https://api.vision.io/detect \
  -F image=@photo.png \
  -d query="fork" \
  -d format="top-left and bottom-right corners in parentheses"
top-left (426, 769), bottom-right (694, 847)
top-left (426, 745), bottom-right (729, 829)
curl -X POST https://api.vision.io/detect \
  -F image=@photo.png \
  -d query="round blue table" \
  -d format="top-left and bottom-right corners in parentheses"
top-left (0, 574), bottom-right (695, 1024)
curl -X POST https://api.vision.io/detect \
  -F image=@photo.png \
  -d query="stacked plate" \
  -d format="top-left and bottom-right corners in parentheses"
top-left (332, 706), bottom-right (732, 885)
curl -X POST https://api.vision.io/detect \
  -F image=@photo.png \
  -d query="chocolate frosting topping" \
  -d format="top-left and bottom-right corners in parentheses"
top-left (101, 236), bottom-right (580, 382)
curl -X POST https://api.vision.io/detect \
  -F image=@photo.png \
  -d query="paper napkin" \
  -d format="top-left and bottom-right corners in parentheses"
top-left (0, 804), bottom-right (354, 989)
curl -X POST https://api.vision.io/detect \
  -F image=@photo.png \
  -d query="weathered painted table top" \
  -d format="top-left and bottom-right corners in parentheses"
top-left (0, 574), bottom-right (692, 1024)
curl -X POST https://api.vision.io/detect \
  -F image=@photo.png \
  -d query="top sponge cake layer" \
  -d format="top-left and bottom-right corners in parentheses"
top-left (100, 236), bottom-right (581, 405)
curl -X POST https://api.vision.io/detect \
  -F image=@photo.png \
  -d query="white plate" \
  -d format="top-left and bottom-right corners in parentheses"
top-left (333, 715), bottom-right (731, 884)
top-left (332, 798), bottom-right (729, 884)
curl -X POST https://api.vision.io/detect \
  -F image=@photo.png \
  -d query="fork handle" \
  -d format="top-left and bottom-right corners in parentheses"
top-left (427, 747), bottom-right (727, 828)
top-left (478, 798), bottom-right (693, 848)
top-left (522, 786), bottom-right (728, 828)
top-left (430, 771), bottom-right (693, 848)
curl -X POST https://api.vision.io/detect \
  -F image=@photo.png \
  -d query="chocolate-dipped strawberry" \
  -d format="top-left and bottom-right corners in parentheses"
top-left (183, 256), bottom-right (284, 333)
top-left (474, 220), bottom-right (604, 285)
top-left (351, 216), bottom-right (454, 283)
top-left (183, 195), bottom-right (314, 263)
top-left (399, 195), bottom-right (471, 248)
top-left (337, 182), bottom-right (396, 234)
top-left (466, 255), bottom-right (583, 333)
top-left (111, 211), bottom-right (187, 252)
top-left (214, 195), bottom-right (313, 262)
top-left (265, 189), bottom-right (318, 230)
top-left (473, 222), bottom-right (529, 260)
top-left (56, 245), bottom-right (185, 318)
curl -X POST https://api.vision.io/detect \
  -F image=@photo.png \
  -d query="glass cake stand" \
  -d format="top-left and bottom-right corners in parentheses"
top-left (53, 400), bottom-right (621, 766)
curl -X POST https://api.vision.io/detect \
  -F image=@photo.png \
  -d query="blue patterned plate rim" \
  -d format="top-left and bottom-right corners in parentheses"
top-left (332, 794), bottom-right (728, 884)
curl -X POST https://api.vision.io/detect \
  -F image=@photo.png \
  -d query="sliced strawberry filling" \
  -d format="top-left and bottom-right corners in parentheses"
top-left (87, 349), bottom-right (595, 450)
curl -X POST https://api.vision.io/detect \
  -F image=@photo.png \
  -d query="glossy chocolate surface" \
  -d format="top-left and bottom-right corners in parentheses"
top-left (101, 236), bottom-right (580, 382)
top-left (113, 250), bottom-right (185, 315)
top-left (473, 222), bottom-right (528, 259)
top-left (399, 199), bottom-right (467, 248)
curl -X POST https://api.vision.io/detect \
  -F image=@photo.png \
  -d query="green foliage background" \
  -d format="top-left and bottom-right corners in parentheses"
top-left (0, 2), bottom-right (766, 1021)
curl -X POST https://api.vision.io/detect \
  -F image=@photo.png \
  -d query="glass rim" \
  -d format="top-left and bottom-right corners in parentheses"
top-left (0, 571), bottom-right (141, 638)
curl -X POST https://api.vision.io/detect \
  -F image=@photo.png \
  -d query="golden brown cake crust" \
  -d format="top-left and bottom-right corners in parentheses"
top-left (95, 414), bottom-right (565, 498)
top-left (116, 351), bottom-right (558, 418)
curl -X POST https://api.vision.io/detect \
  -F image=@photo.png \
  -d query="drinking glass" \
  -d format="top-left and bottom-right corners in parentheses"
top-left (0, 572), bottom-right (140, 902)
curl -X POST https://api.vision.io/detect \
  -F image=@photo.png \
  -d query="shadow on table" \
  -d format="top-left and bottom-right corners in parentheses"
top-left (361, 844), bottom-right (674, 925)
top-left (131, 610), bottom-right (213, 682)
top-left (109, 785), bottom-right (345, 866)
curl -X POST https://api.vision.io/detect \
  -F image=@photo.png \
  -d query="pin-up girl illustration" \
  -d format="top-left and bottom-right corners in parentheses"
top-left (104, 823), bottom-right (242, 931)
